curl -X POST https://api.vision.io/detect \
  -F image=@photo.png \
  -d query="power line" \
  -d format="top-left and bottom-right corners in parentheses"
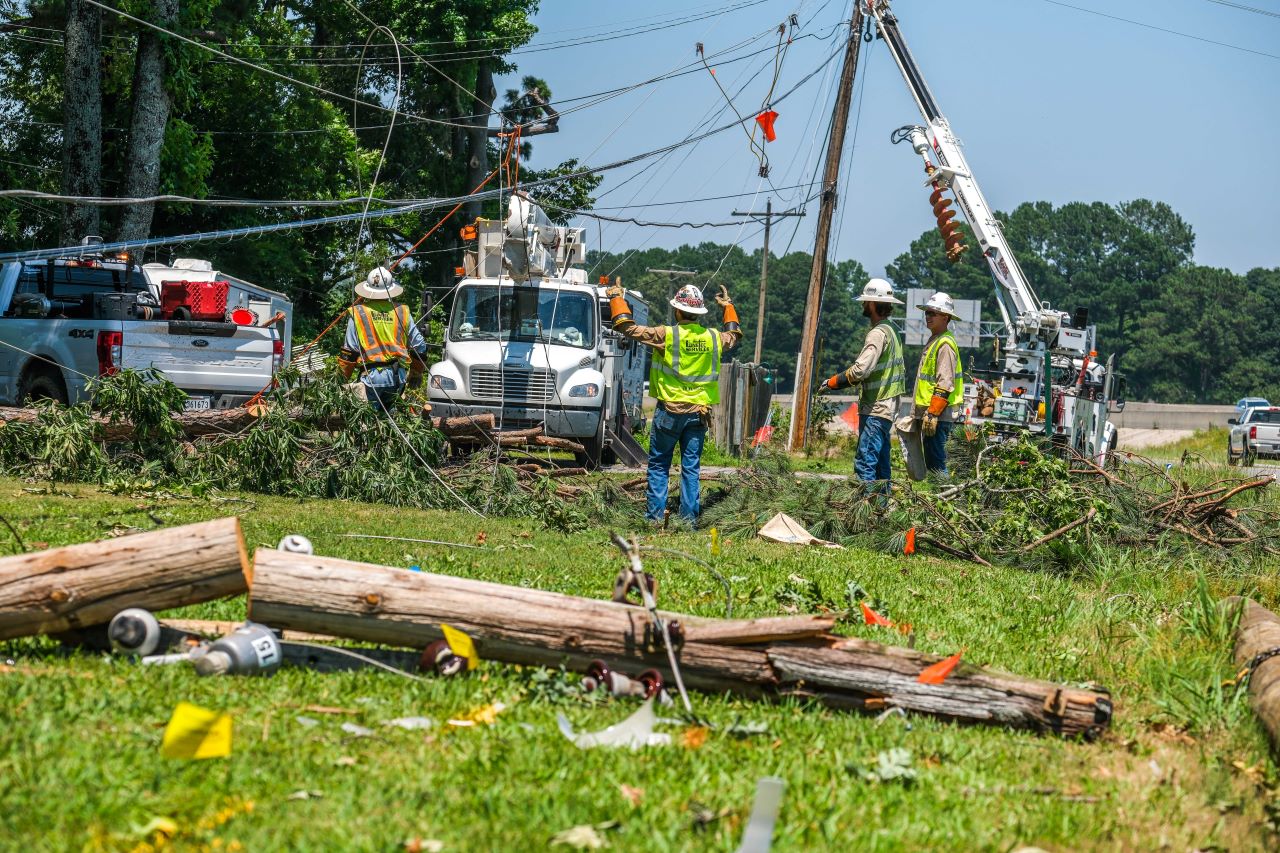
top-left (1037, 0), bottom-right (1280, 60)
top-left (1202, 0), bottom-right (1280, 19)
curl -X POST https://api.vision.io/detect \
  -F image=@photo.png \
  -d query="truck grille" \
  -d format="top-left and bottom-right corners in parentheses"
top-left (469, 367), bottom-right (556, 402)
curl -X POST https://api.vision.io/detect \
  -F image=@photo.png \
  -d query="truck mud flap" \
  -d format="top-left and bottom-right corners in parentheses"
top-left (606, 423), bottom-right (648, 467)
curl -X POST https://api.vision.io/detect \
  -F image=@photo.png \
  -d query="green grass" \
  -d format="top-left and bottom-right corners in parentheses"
top-left (3, 477), bottom-right (1280, 851)
top-left (1141, 427), bottom-right (1232, 463)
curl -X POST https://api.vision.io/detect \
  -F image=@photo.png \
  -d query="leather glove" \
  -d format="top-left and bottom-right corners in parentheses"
top-left (605, 282), bottom-right (624, 300)
top-left (714, 284), bottom-right (733, 308)
top-left (816, 375), bottom-right (840, 395)
top-left (922, 412), bottom-right (939, 436)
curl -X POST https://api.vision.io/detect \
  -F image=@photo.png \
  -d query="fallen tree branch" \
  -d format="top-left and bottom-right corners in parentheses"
top-left (1022, 507), bottom-right (1098, 552)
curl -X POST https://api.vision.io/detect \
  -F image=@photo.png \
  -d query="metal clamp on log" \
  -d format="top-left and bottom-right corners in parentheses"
top-left (612, 567), bottom-right (658, 607)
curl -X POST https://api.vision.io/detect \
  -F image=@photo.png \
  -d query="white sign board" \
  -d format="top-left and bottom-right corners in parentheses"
top-left (904, 288), bottom-right (981, 349)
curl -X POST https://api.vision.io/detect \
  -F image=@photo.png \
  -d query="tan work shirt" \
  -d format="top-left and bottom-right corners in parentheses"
top-left (912, 333), bottom-right (960, 421)
top-left (616, 318), bottom-right (740, 416)
top-left (839, 323), bottom-right (899, 422)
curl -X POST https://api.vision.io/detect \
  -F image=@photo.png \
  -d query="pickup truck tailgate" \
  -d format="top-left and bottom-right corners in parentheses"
top-left (121, 321), bottom-right (276, 394)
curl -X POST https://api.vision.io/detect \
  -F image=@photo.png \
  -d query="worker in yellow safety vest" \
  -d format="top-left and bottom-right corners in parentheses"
top-left (913, 291), bottom-right (965, 474)
top-left (607, 280), bottom-right (741, 523)
top-left (816, 278), bottom-right (906, 485)
top-left (337, 267), bottom-right (430, 415)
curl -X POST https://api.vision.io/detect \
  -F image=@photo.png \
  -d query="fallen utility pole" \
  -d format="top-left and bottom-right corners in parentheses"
top-left (1229, 596), bottom-right (1280, 749)
top-left (789, 3), bottom-right (863, 452)
top-left (731, 199), bottom-right (805, 364)
top-left (0, 518), bottom-right (248, 640)
top-left (248, 549), bottom-right (1112, 738)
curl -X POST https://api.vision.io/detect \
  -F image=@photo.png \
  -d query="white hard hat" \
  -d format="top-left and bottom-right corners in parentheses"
top-left (669, 283), bottom-right (708, 316)
top-left (917, 291), bottom-right (962, 319)
top-left (355, 266), bottom-right (403, 300)
top-left (855, 278), bottom-right (904, 305)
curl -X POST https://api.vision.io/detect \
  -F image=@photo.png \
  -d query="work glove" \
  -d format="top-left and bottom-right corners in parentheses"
top-left (714, 284), bottom-right (733, 307)
top-left (605, 282), bottom-right (624, 300)
top-left (815, 375), bottom-right (840, 395)
top-left (922, 412), bottom-right (939, 436)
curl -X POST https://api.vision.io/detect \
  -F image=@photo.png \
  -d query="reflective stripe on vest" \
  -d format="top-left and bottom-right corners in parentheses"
top-left (861, 324), bottom-right (906, 401)
top-left (350, 302), bottom-right (412, 366)
top-left (914, 330), bottom-right (965, 407)
top-left (649, 323), bottom-right (721, 406)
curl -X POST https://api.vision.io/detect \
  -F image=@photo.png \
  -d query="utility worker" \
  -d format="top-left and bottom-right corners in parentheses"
top-left (337, 266), bottom-right (429, 414)
top-left (912, 291), bottom-right (965, 474)
top-left (816, 278), bottom-right (906, 484)
top-left (607, 280), bottom-right (741, 523)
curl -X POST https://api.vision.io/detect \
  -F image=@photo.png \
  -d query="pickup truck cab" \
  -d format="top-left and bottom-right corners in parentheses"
top-left (1228, 406), bottom-right (1280, 466)
top-left (0, 251), bottom-right (289, 409)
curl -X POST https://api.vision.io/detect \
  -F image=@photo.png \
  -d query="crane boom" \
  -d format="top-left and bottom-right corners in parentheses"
top-left (863, 0), bottom-right (1119, 462)
top-left (867, 0), bottom-right (1068, 346)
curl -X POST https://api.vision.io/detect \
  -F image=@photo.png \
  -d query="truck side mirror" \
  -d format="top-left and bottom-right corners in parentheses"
top-left (1228, 417), bottom-right (1238, 425)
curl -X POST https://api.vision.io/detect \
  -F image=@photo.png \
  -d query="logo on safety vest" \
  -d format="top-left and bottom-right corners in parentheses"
top-left (683, 338), bottom-right (711, 354)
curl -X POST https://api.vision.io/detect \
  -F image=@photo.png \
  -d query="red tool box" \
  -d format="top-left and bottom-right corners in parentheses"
top-left (160, 280), bottom-right (229, 321)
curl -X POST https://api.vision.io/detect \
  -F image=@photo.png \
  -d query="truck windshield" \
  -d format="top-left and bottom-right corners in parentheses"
top-left (450, 285), bottom-right (595, 349)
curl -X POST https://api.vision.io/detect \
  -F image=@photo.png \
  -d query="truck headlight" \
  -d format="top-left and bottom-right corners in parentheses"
top-left (569, 383), bottom-right (599, 398)
top-left (430, 375), bottom-right (457, 391)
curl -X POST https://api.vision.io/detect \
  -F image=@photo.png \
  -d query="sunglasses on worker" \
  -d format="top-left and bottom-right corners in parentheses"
top-left (924, 310), bottom-right (942, 318)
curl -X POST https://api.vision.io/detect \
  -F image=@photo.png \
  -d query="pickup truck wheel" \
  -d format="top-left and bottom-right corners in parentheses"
top-left (18, 369), bottom-right (68, 406)
top-left (1245, 450), bottom-right (1258, 467)
top-left (1227, 441), bottom-right (1239, 466)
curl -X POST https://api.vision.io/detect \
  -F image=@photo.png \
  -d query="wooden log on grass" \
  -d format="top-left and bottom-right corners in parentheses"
top-left (1228, 596), bottom-right (1280, 748)
top-left (247, 550), bottom-right (1113, 736)
top-left (0, 518), bottom-right (248, 640)
top-left (769, 638), bottom-right (1112, 739)
top-left (0, 405), bottom-right (342, 441)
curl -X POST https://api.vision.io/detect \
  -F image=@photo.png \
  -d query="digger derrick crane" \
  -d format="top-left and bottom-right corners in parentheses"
top-left (865, 0), bottom-right (1119, 460)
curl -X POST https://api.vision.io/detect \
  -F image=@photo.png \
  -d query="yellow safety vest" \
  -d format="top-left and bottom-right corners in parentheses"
top-left (914, 331), bottom-right (964, 407)
top-left (349, 301), bottom-right (413, 367)
top-left (863, 324), bottom-right (906, 402)
top-left (650, 324), bottom-right (720, 406)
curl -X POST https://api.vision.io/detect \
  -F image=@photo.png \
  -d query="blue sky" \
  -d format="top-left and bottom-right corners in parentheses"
top-left (496, 0), bottom-right (1278, 279)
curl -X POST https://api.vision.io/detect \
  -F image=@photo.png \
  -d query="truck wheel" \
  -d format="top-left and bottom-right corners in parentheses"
top-left (18, 368), bottom-right (68, 406)
top-left (1245, 450), bottom-right (1258, 467)
top-left (1228, 441), bottom-right (1239, 466)
top-left (576, 434), bottom-right (604, 470)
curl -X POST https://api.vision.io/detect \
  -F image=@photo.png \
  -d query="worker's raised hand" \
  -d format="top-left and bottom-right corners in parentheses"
top-left (605, 282), bottom-right (625, 300)
top-left (714, 285), bottom-right (733, 307)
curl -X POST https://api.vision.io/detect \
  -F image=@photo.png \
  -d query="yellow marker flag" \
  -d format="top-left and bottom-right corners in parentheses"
top-left (709, 527), bottom-right (721, 557)
top-left (161, 702), bottom-right (232, 760)
top-left (440, 623), bottom-right (479, 670)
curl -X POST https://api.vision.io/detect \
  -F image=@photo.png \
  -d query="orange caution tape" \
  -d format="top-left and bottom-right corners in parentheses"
top-left (904, 527), bottom-right (916, 556)
top-left (918, 652), bottom-right (963, 685)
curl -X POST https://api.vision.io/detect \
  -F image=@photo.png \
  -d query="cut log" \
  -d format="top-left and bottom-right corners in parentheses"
top-left (433, 413), bottom-right (496, 435)
top-left (0, 405), bottom-right (342, 442)
top-left (0, 518), bottom-right (248, 640)
top-left (247, 550), bottom-right (1112, 736)
top-left (1228, 596), bottom-right (1280, 748)
top-left (768, 638), bottom-right (1111, 739)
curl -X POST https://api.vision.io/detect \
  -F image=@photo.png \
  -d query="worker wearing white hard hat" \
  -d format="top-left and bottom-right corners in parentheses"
top-left (338, 266), bottom-right (430, 415)
top-left (607, 278), bottom-right (742, 522)
top-left (816, 278), bottom-right (907, 486)
top-left (911, 291), bottom-right (965, 476)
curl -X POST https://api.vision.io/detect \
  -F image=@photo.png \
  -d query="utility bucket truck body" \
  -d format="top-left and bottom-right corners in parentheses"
top-left (428, 195), bottom-right (649, 467)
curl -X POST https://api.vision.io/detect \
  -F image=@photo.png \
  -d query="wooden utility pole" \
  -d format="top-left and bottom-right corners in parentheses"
top-left (732, 199), bottom-right (804, 365)
top-left (788, 4), bottom-right (864, 452)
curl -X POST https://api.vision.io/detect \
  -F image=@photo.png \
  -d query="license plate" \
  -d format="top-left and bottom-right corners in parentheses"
top-left (183, 397), bottom-right (211, 412)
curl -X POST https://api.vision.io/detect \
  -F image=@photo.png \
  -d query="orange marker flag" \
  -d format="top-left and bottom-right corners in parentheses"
top-left (861, 601), bottom-right (894, 628)
top-left (918, 652), bottom-right (963, 685)
top-left (904, 527), bottom-right (916, 556)
top-left (839, 403), bottom-right (860, 432)
top-left (756, 110), bottom-right (779, 142)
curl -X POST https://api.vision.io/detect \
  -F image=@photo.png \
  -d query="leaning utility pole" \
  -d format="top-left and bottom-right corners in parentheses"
top-left (732, 199), bottom-right (805, 365)
top-left (788, 3), bottom-right (864, 452)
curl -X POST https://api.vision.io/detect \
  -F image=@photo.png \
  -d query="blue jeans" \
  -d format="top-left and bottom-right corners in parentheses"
top-left (646, 408), bottom-right (706, 521)
top-left (923, 420), bottom-right (954, 475)
top-left (854, 415), bottom-right (893, 484)
top-left (362, 366), bottom-right (406, 417)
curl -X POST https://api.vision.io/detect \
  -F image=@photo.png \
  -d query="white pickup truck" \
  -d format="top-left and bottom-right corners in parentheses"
top-left (0, 252), bottom-right (289, 410)
top-left (1228, 405), bottom-right (1280, 466)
